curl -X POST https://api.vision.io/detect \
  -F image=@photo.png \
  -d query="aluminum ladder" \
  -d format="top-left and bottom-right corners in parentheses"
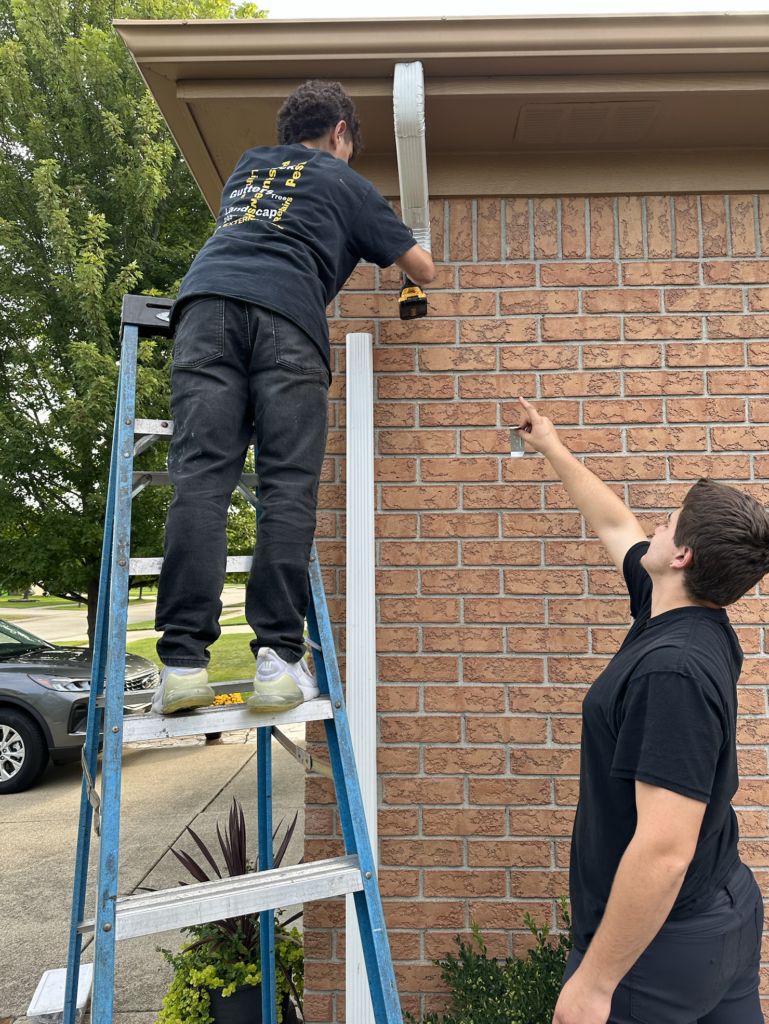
top-left (62, 294), bottom-right (402, 1024)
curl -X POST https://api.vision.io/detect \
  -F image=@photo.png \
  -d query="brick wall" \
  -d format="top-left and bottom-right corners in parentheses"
top-left (304, 194), bottom-right (769, 1022)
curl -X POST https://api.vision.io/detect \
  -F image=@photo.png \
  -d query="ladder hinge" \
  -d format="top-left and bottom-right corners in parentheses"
top-left (81, 748), bottom-right (101, 836)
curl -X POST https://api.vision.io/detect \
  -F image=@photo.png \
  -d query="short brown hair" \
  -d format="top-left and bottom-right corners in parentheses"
top-left (674, 478), bottom-right (769, 606)
top-left (276, 80), bottom-right (362, 161)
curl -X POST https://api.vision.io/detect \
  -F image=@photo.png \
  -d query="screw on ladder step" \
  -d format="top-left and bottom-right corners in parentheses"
top-left (112, 726), bottom-right (119, 733)
top-left (365, 872), bottom-right (372, 879)
top-left (124, 418), bottom-right (131, 425)
top-left (123, 452), bottom-right (130, 458)
top-left (335, 702), bottom-right (341, 709)
top-left (103, 923), bottom-right (112, 932)
top-left (161, 421), bottom-right (168, 427)
top-left (118, 560), bottom-right (126, 566)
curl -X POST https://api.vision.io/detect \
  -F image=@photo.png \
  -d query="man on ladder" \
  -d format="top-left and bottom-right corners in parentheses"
top-left (151, 80), bottom-right (434, 716)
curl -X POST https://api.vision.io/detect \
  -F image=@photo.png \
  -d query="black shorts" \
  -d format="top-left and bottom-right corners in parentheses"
top-left (564, 860), bottom-right (763, 1024)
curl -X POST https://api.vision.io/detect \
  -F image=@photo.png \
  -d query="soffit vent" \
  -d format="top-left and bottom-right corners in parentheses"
top-left (514, 101), bottom-right (661, 147)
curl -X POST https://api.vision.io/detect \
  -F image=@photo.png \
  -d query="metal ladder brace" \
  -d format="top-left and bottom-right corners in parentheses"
top-left (62, 295), bottom-right (402, 1024)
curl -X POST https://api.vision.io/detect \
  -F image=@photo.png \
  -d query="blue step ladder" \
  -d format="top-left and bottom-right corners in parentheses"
top-left (61, 294), bottom-right (402, 1024)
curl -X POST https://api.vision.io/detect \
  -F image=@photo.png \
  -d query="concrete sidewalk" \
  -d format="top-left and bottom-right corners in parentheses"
top-left (1, 725), bottom-right (306, 1023)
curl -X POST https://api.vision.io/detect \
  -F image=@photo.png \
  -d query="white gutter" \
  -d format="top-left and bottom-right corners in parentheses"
top-left (393, 61), bottom-right (432, 254)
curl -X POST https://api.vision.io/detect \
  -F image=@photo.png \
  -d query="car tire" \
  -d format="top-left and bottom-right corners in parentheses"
top-left (0, 708), bottom-right (49, 794)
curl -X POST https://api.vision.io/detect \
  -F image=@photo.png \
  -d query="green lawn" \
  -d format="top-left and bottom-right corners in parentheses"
top-left (125, 632), bottom-right (256, 683)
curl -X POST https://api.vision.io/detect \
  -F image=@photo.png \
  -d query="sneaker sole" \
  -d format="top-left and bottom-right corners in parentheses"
top-left (154, 692), bottom-right (216, 716)
top-left (247, 692), bottom-right (305, 713)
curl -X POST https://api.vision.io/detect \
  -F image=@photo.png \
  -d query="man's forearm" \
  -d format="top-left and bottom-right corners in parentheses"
top-left (575, 835), bottom-right (690, 996)
top-left (544, 438), bottom-right (639, 541)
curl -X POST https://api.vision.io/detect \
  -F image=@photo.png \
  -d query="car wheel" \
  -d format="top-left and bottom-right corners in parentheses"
top-left (0, 709), bottom-right (49, 794)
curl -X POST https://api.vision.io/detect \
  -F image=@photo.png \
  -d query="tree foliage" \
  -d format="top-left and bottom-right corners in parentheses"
top-left (0, 0), bottom-right (265, 641)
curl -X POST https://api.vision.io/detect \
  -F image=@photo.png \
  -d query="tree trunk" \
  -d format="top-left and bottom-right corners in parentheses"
top-left (86, 577), bottom-right (100, 649)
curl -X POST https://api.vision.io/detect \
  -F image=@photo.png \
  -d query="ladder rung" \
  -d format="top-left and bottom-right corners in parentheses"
top-left (129, 556), bottom-right (253, 575)
top-left (79, 854), bottom-right (362, 941)
top-left (134, 418), bottom-right (173, 438)
top-left (132, 472), bottom-right (258, 488)
top-left (120, 697), bottom-right (334, 743)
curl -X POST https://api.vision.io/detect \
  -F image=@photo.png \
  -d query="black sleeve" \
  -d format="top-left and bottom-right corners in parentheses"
top-left (623, 541), bottom-right (652, 619)
top-left (611, 671), bottom-right (725, 803)
top-left (349, 189), bottom-right (417, 268)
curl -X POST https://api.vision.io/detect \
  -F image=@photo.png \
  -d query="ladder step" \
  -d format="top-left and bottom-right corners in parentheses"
top-left (79, 854), bottom-right (363, 941)
top-left (134, 418), bottom-right (173, 438)
top-left (120, 697), bottom-right (334, 743)
top-left (129, 555), bottom-right (252, 575)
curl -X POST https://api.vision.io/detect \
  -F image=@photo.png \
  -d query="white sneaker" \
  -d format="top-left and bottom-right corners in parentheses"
top-left (248, 647), bottom-right (320, 713)
top-left (151, 666), bottom-right (215, 715)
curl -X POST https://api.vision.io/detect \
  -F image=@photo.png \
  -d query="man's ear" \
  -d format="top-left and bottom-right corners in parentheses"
top-left (332, 120), bottom-right (347, 146)
top-left (671, 546), bottom-right (694, 570)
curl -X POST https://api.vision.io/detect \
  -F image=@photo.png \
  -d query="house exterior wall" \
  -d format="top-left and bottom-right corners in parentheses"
top-left (304, 193), bottom-right (769, 1023)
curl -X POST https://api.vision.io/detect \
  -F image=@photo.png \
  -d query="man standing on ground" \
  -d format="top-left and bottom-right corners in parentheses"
top-left (151, 81), bottom-right (434, 715)
top-left (513, 397), bottom-right (769, 1024)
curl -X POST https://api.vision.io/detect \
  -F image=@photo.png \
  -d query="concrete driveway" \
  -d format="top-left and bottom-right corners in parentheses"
top-left (0, 724), bottom-right (306, 1024)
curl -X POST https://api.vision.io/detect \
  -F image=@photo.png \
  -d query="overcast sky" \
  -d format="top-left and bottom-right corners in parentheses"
top-left (262, 1), bottom-right (768, 23)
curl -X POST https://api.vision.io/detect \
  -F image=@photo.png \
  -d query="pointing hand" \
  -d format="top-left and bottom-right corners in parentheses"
top-left (512, 397), bottom-right (561, 457)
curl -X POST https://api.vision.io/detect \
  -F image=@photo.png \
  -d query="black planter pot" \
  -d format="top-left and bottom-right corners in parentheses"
top-left (208, 986), bottom-right (300, 1024)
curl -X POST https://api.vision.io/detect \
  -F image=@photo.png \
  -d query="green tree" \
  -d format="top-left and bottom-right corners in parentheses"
top-left (0, 0), bottom-right (265, 643)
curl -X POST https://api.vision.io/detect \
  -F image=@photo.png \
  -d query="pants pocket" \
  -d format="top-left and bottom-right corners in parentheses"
top-left (172, 297), bottom-right (225, 367)
top-left (271, 311), bottom-right (326, 375)
top-left (630, 933), bottom-right (725, 1023)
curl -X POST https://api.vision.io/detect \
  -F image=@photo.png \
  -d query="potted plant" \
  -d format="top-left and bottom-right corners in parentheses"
top-left (156, 799), bottom-right (304, 1024)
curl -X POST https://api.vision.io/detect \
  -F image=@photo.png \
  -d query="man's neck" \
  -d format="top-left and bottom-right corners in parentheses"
top-left (650, 581), bottom-right (721, 619)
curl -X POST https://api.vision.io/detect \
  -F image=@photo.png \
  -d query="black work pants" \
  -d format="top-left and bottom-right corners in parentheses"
top-left (155, 297), bottom-right (329, 667)
top-left (563, 860), bottom-right (763, 1023)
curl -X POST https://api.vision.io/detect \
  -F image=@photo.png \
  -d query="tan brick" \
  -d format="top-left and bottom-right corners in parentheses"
top-left (501, 344), bottom-right (578, 371)
top-left (477, 198), bottom-right (502, 261)
top-left (500, 290), bottom-right (578, 314)
top-left (582, 343), bottom-right (662, 368)
top-left (669, 453), bottom-right (751, 479)
top-left (421, 512), bottom-right (501, 538)
top-left (674, 195), bottom-right (700, 258)
top-left (749, 342), bottom-right (769, 365)
top-left (469, 777), bottom-right (552, 805)
top-left (666, 342), bottom-right (743, 366)
top-left (549, 597), bottom-right (630, 624)
top-left (466, 716), bottom-right (547, 744)
top-left (666, 288), bottom-right (743, 313)
top-left (707, 315), bottom-right (769, 339)
top-left (373, 347), bottom-right (415, 372)
top-left (533, 197), bottom-right (558, 259)
top-left (469, 840), bottom-right (551, 868)
top-left (425, 747), bottom-right (506, 774)
top-left (462, 539), bottom-right (542, 564)
top-left (542, 316), bottom-right (620, 341)
top-left (749, 397), bottom-right (769, 421)
top-left (383, 777), bottom-right (464, 805)
top-left (374, 456), bottom-right (416, 481)
top-left (627, 426), bottom-right (706, 451)
top-left (704, 261), bottom-right (769, 285)
top-left (379, 540), bottom-right (457, 565)
top-left (504, 568), bottom-right (584, 594)
top-left (460, 318), bottom-right (538, 343)
top-left (760, 195), bottom-right (769, 255)
top-left (506, 197), bottom-right (531, 259)
top-left (701, 196), bottom-right (729, 257)
top-left (584, 455), bottom-right (666, 480)
top-left (622, 261), bottom-right (699, 286)
top-left (510, 809), bottom-right (577, 836)
top-left (449, 198), bottom-right (473, 261)
top-left (617, 196), bottom-right (644, 258)
top-left (381, 485), bottom-right (458, 509)
top-left (375, 513), bottom-right (418, 538)
top-left (385, 900), bottom-right (464, 928)
top-left (374, 403), bottom-right (415, 429)
top-left (584, 289), bottom-right (661, 313)
top-left (420, 401), bottom-right (497, 426)
top-left (424, 685), bottom-right (505, 713)
top-left (464, 597), bottom-right (544, 623)
top-left (510, 748), bottom-right (581, 774)
top-left (381, 839), bottom-right (464, 866)
top-left (624, 316), bottom-right (702, 340)
top-left (423, 627), bottom-right (504, 653)
top-left (646, 196), bottom-right (673, 258)
top-left (463, 657), bottom-right (544, 684)
top-left (420, 456), bottom-right (498, 481)
top-left (380, 716), bottom-right (461, 744)
top-left (375, 627), bottom-right (419, 652)
top-left (380, 319), bottom-right (456, 345)
top-left (590, 197), bottom-right (615, 258)
top-left (463, 483), bottom-right (540, 509)
top-left (583, 398), bottom-right (661, 424)
top-left (418, 346), bottom-right (496, 372)
top-left (544, 539), bottom-right (611, 565)
top-left (667, 397), bottom-right (745, 422)
top-left (380, 597), bottom-right (459, 622)
top-left (501, 399), bottom-right (579, 427)
top-left (561, 197), bottom-right (587, 259)
top-left (749, 289), bottom-right (769, 312)
top-left (423, 809), bottom-right (506, 837)
top-left (459, 263), bottom-right (535, 288)
top-left (508, 686), bottom-right (587, 714)
top-left (540, 262), bottom-right (617, 287)
top-left (509, 626), bottom-right (589, 653)
top-left (625, 370), bottom-right (703, 395)
top-left (458, 374), bottom-right (535, 400)
top-left (541, 372), bottom-right (619, 397)
top-left (730, 195), bottom-right (758, 257)
top-left (503, 512), bottom-right (581, 536)
top-left (459, 429), bottom-right (511, 454)
top-left (556, 428), bottom-right (622, 453)
top-left (712, 427), bottom-right (769, 451)
top-left (709, 369), bottom-right (769, 394)
top-left (424, 871), bottom-right (507, 898)
top-left (422, 569), bottom-right (500, 594)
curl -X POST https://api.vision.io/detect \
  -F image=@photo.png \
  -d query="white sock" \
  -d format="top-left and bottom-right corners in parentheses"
top-left (162, 665), bottom-right (203, 675)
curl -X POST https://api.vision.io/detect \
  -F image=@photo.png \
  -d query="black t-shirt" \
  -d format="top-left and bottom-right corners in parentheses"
top-left (570, 541), bottom-right (742, 951)
top-left (173, 144), bottom-right (416, 370)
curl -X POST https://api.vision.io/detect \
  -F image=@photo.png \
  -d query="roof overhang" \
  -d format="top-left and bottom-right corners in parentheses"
top-left (114, 13), bottom-right (769, 211)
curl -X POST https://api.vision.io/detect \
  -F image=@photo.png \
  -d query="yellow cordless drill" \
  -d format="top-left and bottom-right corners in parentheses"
top-left (398, 274), bottom-right (428, 319)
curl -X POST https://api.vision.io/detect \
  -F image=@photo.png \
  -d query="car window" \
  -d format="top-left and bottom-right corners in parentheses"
top-left (0, 619), bottom-right (51, 653)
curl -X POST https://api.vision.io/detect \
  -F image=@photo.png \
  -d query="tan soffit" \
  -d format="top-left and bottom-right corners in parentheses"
top-left (113, 13), bottom-right (769, 210)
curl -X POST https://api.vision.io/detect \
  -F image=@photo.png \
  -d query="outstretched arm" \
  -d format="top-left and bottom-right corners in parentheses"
top-left (395, 244), bottom-right (435, 287)
top-left (513, 397), bottom-right (646, 574)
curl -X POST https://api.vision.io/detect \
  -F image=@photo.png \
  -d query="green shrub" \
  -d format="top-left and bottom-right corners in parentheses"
top-left (406, 898), bottom-right (572, 1024)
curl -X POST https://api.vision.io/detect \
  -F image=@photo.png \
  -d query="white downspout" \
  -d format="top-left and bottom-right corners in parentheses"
top-left (345, 64), bottom-right (432, 1022)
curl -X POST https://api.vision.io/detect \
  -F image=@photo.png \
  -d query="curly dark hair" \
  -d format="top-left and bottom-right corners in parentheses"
top-left (276, 80), bottom-right (362, 161)
top-left (675, 477), bottom-right (769, 606)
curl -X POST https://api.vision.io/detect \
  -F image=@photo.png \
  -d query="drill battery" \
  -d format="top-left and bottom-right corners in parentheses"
top-left (398, 276), bottom-right (428, 319)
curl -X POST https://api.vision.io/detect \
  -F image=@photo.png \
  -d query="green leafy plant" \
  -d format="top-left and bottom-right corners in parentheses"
top-left (156, 799), bottom-right (303, 1024)
top-left (406, 899), bottom-right (572, 1024)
